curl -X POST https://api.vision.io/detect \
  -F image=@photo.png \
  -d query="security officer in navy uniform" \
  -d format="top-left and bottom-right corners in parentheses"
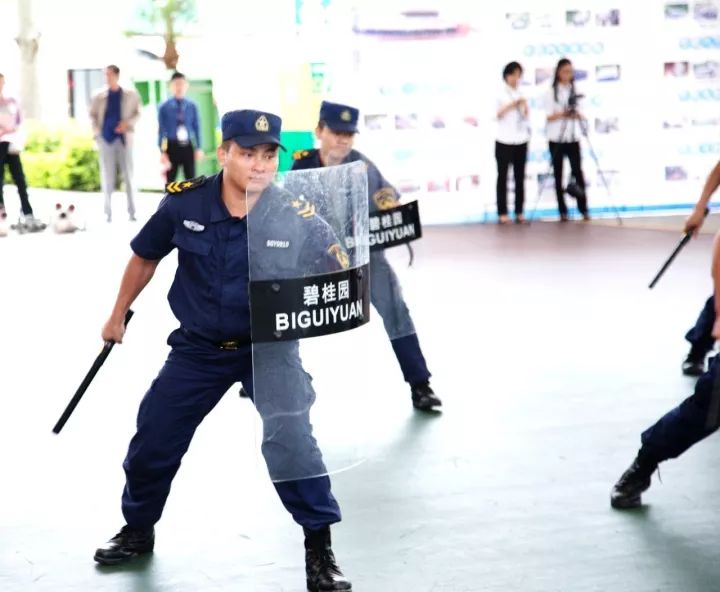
top-left (93, 110), bottom-right (352, 591)
top-left (611, 225), bottom-right (720, 510)
top-left (292, 100), bottom-right (442, 412)
top-left (679, 160), bottom-right (720, 376)
top-left (681, 295), bottom-right (715, 376)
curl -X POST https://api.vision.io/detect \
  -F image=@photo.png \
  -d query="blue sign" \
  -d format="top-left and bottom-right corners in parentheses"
top-left (523, 42), bottom-right (604, 57)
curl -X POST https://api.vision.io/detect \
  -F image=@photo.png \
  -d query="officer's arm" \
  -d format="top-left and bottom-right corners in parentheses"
top-left (365, 158), bottom-right (400, 207)
top-left (302, 219), bottom-right (347, 273)
top-left (686, 161), bottom-right (720, 235)
top-left (107, 255), bottom-right (161, 325)
top-left (104, 197), bottom-right (176, 338)
top-left (700, 161), bottom-right (720, 206)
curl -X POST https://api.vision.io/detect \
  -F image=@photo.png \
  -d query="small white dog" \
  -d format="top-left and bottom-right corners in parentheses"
top-left (0, 210), bottom-right (8, 237)
top-left (52, 203), bottom-right (81, 234)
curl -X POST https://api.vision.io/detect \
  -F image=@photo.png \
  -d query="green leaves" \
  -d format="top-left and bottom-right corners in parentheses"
top-left (128, 0), bottom-right (198, 37)
top-left (5, 120), bottom-right (101, 191)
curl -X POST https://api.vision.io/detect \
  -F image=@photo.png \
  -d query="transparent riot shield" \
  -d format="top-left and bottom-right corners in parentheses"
top-left (288, 160), bottom-right (418, 342)
top-left (247, 161), bottom-right (370, 482)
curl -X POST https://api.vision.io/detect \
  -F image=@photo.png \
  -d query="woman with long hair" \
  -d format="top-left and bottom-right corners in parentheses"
top-left (495, 61), bottom-right (530, 224)
top-left (544, 58), bottom-right (590, 221)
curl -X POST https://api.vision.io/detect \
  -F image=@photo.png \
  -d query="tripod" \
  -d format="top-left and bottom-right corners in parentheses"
top-left (528, 101), bottom-right (622, 225)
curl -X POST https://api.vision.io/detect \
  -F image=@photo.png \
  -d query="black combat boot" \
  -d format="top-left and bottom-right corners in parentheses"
top-left (94, 525), bottom-right (155, 565)
top-left (610, 454), bottom-right (658, 509)
top-left (411, 381), bottom-right (442, 411)
top-left (304, 526), bottom-right (352, 591)
top-left (682, 347), bottom-right (706, 376)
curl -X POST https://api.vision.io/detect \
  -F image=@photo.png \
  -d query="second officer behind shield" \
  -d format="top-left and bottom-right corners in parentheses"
top-left (293, 101), bottom-right (442, 411)
top-left (92, 110), bottom-right (352, 591)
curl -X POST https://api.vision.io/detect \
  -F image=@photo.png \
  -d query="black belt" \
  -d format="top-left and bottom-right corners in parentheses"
top-left (180, 328), bottom-right (251, 350)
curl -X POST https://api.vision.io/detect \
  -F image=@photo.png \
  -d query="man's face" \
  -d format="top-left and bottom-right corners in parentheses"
top-left (170, 77), bottom-right (188, 97)
top-left (316, 125), bottom-right (355, 165)
top-left (219, 142), bottom-right (279, 194)
top-left (105, 68), bottom-right (119, 87)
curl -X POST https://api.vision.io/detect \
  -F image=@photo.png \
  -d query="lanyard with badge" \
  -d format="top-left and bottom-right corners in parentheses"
top-left (175, 99), bottom-right (190, 145)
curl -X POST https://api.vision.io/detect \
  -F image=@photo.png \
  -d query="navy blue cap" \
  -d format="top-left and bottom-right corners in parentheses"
top-left (319, 101), bottom-right (359, 133)
top-left (221, 109), bottom-right (286, 151)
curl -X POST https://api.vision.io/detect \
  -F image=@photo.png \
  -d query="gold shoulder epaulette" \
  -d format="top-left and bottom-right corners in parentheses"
top-left (293, 149), bottom-right (311, 161)
top-left (165, 176), bottom-right (207, 194)
top-left (372, 187), bottom-right (400, 210)
top-left (328, 244), bottom-right (350, 269)
top-left (290, 198), bottom-right (316, 218)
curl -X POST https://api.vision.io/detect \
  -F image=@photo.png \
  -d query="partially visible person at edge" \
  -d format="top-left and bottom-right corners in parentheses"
top-left (676, 160), bottom-right (720, 377)
top-left (610, 213), bottom-right (720, 511)
top-left (0, 73), bottom-right (45, 231)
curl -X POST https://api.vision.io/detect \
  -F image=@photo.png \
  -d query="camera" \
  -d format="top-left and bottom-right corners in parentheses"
top-left (567, 91), bottom-right (585, 110)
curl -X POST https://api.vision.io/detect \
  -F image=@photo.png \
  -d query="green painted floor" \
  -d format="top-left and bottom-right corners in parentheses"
top-left (2, 213), bottom-right (720, 591)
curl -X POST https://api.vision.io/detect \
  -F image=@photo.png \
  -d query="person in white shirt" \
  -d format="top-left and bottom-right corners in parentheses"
top-left (544, 58), bottom-right (590, 222)
top-left (495, 61), bottom-right (530, 224)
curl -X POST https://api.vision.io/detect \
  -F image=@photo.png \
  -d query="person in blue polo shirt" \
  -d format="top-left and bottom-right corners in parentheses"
top-left (157, 72), bottom-right (204, 184)
top-left (292, 101), bottom-right (442, 412)
top-left (92, 109), bottom-right (352, 592)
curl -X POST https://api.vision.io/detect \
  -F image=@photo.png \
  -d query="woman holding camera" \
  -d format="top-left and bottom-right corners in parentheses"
top-left (495, 61), bottom-right (530, 224)
top-left (544, 58), bottom-right (590, 221)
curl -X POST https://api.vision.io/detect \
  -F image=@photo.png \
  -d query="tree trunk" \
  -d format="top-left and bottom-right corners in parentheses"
top-left (163, 35), bottom-right (179, 70)
top-left (15, 0), bottom-right (40, 118)
top-left (162, 8), bottom-right (178, 70)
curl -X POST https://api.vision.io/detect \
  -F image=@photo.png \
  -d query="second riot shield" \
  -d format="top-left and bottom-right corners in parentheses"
top-left (247, 161), bottom-right (370, 482)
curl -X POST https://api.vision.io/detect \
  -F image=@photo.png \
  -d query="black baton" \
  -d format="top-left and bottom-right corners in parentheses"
top-left (52, 309), bottom-right (134, 434)
top-left (648, 208), bottom-right (709, 289)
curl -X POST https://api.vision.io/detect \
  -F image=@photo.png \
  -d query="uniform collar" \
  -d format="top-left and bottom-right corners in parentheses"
top-left (317, 149), bottom-right (355, 167)
top-left (210, 172), bottom-right (231, 222)
top-left (248, 184), bottom-right (281, 223)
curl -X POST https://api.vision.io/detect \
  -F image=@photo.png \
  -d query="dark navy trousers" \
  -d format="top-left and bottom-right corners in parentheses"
top-left (121, 328), bottom-right (341, 530)
top-left (685, 295), bottom-right (716, 356)
top-left (641, 355), bottom-right (720, 462)
top-left (370, 251), bottom-right (431, 385)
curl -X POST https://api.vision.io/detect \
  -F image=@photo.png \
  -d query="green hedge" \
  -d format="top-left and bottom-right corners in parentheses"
top-left (3, 120), bottom-right (100, 191)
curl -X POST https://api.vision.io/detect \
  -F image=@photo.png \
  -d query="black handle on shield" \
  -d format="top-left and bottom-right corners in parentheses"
top-left (52, 309), bottom-right (134, 434)
top-left (648, 208), bottom-right (709, 290)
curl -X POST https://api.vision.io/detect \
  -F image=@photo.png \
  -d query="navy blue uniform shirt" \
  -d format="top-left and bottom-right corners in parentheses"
top-left (130, 173), bottom-right (345, 341)
top-left (291, 148), bottom-right (400, 213)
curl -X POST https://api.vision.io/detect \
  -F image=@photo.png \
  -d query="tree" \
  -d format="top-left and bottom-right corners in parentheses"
top-left (130, 0), bottom-right (198, 70)
top-left (15, 0), bottom-right (40, 118)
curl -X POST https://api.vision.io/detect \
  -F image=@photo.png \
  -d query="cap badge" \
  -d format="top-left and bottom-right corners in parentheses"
top-left (340, 110), bottom-right (352, 122)
top-left (255, 115), bottom-right (270, 132)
